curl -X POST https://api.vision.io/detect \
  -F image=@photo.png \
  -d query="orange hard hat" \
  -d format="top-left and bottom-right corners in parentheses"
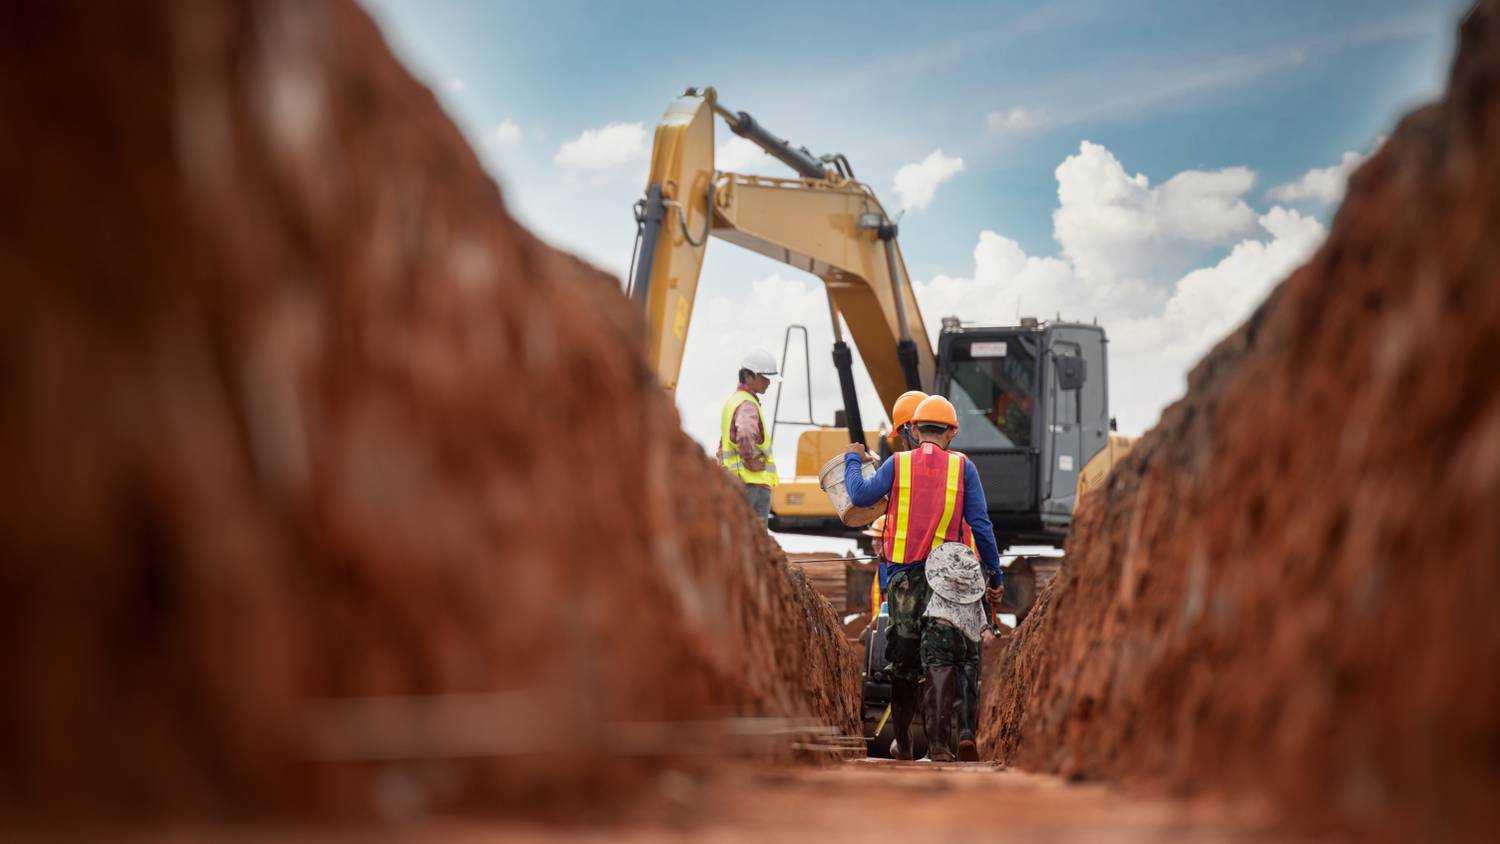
top-left (891, 390), bottom-right (928, 428)
top-left (912, 395), bottom-right (959, 431)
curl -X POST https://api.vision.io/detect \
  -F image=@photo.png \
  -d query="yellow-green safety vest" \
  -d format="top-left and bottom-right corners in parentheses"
top-left (719, 390), bottom-right (778, 487)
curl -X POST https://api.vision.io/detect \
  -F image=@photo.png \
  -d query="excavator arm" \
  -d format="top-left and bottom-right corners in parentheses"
top-left (630, 88), bottom-right (935, 441)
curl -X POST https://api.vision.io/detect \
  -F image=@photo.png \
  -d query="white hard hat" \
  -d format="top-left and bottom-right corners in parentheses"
top-left (740, 348), bottom-right (779, 377)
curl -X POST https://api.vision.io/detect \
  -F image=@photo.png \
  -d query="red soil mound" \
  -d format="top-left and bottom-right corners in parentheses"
top-left (0, 0), bottom-right (856, 824)
top-left (980, 3), bottom-right (1500, 840)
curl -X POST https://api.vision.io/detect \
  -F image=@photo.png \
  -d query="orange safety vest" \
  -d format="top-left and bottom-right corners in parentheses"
top-left (882, 443), bottom-right (969, 565)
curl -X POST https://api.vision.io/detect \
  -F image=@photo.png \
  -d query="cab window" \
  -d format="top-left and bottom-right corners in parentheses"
top-left (947, 336), bottom-right (1036, 450)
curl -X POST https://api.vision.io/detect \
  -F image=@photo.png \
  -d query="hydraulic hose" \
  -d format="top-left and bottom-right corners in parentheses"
top-left (665, 179), bottom-right (715, 248)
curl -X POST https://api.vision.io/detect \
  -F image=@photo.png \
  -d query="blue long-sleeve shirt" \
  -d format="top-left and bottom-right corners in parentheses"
top-left (844, 449), bottom-right (1002, 588)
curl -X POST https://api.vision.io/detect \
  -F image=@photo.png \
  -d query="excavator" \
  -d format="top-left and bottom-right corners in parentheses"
top-left (629, 87), bottom-right (1135, 753)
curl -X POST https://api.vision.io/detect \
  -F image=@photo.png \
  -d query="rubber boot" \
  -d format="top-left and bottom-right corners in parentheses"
top-left (888, 676), bottom-right (920, 760)
top-left (956, 658), bottom-right (981, 761)
top-left (922, 665), bottom-right (957, 762)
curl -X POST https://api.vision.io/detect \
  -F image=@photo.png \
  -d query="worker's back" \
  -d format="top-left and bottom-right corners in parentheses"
top-left (883, 443), bottom-right (968, 565)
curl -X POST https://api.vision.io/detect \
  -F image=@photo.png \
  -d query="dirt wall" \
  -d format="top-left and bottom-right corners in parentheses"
top-left (980, 3), bottom-right (1500, 841)
top-left (0, 0), bottom-right (857, 824)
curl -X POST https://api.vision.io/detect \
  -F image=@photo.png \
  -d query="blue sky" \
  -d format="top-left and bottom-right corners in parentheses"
top-left (362, 0), bottom-right (1461, 263)
top-left (360, 0), bottom-right (1467, 462)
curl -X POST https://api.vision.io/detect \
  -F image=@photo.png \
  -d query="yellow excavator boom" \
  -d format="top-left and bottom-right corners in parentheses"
top-left (630, 88), bottom-right (934, 434)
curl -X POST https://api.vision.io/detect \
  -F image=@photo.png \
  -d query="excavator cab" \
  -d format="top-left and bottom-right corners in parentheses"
top-left (935, 320), bottom-right (1112, 548)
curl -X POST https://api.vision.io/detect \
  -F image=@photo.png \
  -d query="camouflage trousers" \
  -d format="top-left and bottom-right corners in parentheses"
top-left (884, 566), bottom-right (980, 682)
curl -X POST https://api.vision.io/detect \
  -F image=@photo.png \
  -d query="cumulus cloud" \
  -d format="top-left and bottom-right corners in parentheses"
top-left (490, 118), bottom-right (523, 149)
top-left (674, 141), bottom-right (1327, 460)
top-left (554, 121), bottom-right (648, 170)
top-left (915, 186), bottom-right (1324, 432)
top-left (893, 149), bottom-right (965, 212)
top-left (1267, 139), bottom-right (1383, 204)
top-left (1152, 207), bottom-right (1324, 353)
top-left (1052, 141), bottom-right (1258, 285)
top-left (985, 107), bottom-right (1041, 134)
top-left (716, 136), bottom-right (774, 173)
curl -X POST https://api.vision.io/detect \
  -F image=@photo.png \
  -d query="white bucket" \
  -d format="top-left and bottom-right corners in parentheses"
top-left (818, 454), bottom-right (886, 527)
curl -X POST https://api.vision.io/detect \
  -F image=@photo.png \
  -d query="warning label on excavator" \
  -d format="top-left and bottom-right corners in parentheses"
top-left (1059, 455), bottom-right (1074, 471)
top-left (970, 341), bottom-right (1007, 357)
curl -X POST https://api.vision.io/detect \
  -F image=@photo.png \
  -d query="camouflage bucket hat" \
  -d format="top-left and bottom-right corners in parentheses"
top-left (925, 541), bottom-right (985, 604)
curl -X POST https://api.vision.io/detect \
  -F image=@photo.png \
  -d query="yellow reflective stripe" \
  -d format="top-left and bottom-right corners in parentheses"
top-left (892, 453), bottom-right (912, 563)
top-left (930, 453), bottom-right (962, 552)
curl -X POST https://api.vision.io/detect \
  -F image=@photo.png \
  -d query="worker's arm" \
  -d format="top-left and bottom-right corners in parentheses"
top-left (843, 450), bottom-right (894, 507)
top-left (730, 399), bottom-right (767, 471)
top-left (961, 459), bottom-right (1003, 589)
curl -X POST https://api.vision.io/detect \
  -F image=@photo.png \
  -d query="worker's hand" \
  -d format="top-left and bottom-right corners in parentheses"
top-left (845, 443), bottom-right (866, 456)
top-left (985, 585), bottom-right (1005, 608)
top-left (862, 449), bottom-right (879, 464)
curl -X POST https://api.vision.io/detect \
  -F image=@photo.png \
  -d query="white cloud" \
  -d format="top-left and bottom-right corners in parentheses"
top-left (717, 136), bottom-right (772, 172)
top-left (984, 107), bottom-right (1041, 134)
top-left (1153, 206), bottom-right (1324, 354)
top-left (1267, 139), bottom-right (1383, 204)
top-left (893, 149), bottom-right (965, 212)
top-left (554, 122), bottom-right (648, 171)
top-left (490, 118), bottom-right (523, 149)
top-left (444, 78), bottom-right (466, 93)
top-left (1053, 141), bottom-right (1258, 284)
top-left (915, 147), bottom-right (1325, 432)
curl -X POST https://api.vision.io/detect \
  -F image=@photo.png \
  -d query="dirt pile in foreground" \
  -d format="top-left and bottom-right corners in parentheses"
top-left (0, 0), bottom-right (856, 824)
top-left (980, 3), bottom-right (1500, 840)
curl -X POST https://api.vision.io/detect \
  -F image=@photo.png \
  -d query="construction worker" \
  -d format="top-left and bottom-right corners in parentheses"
top-left (718, 348), bottom-right (779, 523)
top-left (843, 395), bottom-right (1003, 762)
top-left (889, 390), bottom-right (927, 451)
top-left (866, 391), bottom-right (924, 630)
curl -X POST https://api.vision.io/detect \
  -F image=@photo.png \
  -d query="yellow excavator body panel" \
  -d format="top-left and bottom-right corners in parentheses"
top-left (1076, 432), bottom-right (1138, 506)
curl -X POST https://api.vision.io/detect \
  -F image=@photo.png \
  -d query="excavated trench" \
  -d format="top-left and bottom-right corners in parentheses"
top-left (3, 0), bottom-right (1499, 841)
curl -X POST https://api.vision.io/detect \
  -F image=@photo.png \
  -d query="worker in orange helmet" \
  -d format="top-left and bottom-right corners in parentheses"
top-left (870, 391), bottom-right (925, 609)
top-left (888, 390), bottom-right (927, 451)
top-left (843, 395), bottom-right (1003, 762)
